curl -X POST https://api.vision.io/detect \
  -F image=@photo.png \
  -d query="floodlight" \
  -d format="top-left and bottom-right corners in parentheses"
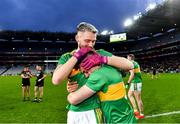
top-left (146, 3), bottom-right (156, 11)
top-left (101, 30), bottom-right (108, 35)
top-left (124, 19), bottom-right (133, 27)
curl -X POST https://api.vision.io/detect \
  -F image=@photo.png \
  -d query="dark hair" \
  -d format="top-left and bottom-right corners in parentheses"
top-left (128, 54), bottom-right (135, 60)
top-left (36, 64), bottom-right (43, 67)
top-left (24, 65), bottom-right (29, 68)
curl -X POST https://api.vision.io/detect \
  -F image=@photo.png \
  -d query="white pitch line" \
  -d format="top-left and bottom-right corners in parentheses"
top-left (145, 110), bottom-right (180, 118)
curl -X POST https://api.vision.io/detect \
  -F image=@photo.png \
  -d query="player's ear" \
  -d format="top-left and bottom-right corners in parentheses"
top-left (75, 34), bottom-right (79, 43)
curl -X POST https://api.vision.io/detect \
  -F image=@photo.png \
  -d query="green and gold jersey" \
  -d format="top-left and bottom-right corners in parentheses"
top-left (86, 65), bottom-right (136, 123)
top-left (58, 49), bottom-right (112, 111)
top-left (132, 61), bottom-right (142, 83)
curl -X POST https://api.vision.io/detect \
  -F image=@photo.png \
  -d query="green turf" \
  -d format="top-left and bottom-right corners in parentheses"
top-left (125, 73), bottom-right (180, 123)
top-left (0, 75), bottom-right (68, 123)
top-left (0, 73), bottom-right (180, 123)
top-left (143, 73), bottom-right (180, 123)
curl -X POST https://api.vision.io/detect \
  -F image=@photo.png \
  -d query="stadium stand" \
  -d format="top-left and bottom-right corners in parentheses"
top-left (0, 30), bottom-right (179, 75)
top-left (0, 0), bottom-right (180, 75)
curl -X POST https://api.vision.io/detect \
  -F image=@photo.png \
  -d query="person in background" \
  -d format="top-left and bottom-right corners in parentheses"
top-left (126, 54), bottom-right (144, 119)
top-left (32, 65), bottom-right (47, 102)
top-left (21, 66), bottom-right (33, 101)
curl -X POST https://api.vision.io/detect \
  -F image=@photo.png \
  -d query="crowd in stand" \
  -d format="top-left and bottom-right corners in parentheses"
top-left (0, 30), bottom-right (180, 74)
top-left (140, 55), bottom-right (180, 73)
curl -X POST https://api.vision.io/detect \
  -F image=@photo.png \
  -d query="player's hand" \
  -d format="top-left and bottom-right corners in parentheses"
top-left (38, 79), bottom-right (41, 82)
top-left (73, 47), bottom-right (93, 60)
top-left (125, 83), bottom-right (130, 89)
top-left (67, 80), bottom-right (78, 93)
top-left (80, 52), bottom-right (108, 71)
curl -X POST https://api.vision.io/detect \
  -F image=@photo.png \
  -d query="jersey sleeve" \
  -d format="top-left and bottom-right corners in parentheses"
top-left (58, 52), bottom-right (71, 65)
top-left (96, 49), bottom-right (113, 57)
top-left (85, 72), bottom-right (107, 92)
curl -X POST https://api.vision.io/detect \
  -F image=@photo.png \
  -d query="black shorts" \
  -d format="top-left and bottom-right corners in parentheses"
top-left (153, 71), bottom-right (156, 75)
top-left (22, 81), bottom-right (30, 87)
top-left (35, 81), bottom-right (44, 87)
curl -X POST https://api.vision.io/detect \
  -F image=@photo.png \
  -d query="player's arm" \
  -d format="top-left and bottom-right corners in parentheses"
top-left (38, 74), bottom-right (47, 82)
top-left (52, 57), bottom-right (77, 85)
top-left (67, 80), bottom-right (78, 93)
top-left (80, 53), bottom-right (133, 71)
top-left (127, 69), bottom-right (134, 84)
top-left (21, 74), bottom-right (27, 78)
top-left (42, 73), bottom-right (47, 79)
top-left (68, 72), bottom-right (103, 105)
top-left (27, 71), bottom-right (34, 77)
top-left (52, 47), bottom-right (92, 85)
top-left (67, 85), bottom-right (95, 105)
top-left (29, 72), bottom-right (34, 77)
top-left (107, 55), bottom-right (134, 71)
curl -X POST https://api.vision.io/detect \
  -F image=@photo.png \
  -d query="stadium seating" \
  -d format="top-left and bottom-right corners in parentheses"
top-left (0, 30), bottom-right (179, 75)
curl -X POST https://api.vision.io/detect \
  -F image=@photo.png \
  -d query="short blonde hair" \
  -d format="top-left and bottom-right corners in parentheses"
top-left (77, 22), bottom-right (98, 34)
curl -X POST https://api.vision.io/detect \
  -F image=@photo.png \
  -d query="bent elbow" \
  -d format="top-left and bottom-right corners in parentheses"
top-left (67, 95), bottom-right (78, 105)
top-left (69, 99), bottom-right (78, 105)
top-left (123, 63), bottom-right (134, 71)
top-left (129, 62), bottom-right (134, 70)
top-left (52, 77), bottom-right (62, 85)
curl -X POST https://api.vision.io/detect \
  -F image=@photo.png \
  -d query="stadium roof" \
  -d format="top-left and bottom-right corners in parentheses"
top-left (1, 0), bottom-right (180, 43)
top-left (125, 0), bottom-right (180, 39)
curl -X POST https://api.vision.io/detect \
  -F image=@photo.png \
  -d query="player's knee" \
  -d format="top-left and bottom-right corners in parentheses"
top-left (128, 92), bottom-right (133, 98)
top-left (136, 94), bottom-right (141, 101)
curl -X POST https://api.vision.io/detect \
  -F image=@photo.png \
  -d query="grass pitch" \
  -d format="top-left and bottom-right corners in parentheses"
top-left (0, 75), bottom-right (68, 123)
top-left (0, 73), bottom-right (180, 123)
